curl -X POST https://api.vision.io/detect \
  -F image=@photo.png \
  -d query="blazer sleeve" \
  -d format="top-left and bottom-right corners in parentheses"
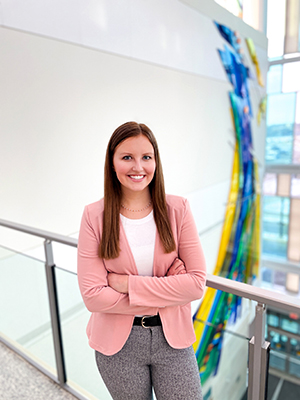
top-left (128, 199), bottom-right (206, 307)
top-left (77, 206), bottom-right (159, 315)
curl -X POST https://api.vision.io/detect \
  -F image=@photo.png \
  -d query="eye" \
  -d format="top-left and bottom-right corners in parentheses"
top-left (122, 155), bottom-right (132, 160)
top-left (143, 155), bottom-right (152, 160)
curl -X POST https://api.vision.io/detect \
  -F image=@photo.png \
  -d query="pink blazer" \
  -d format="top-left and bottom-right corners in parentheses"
top-left (77, 194), bottom-right (206, 355)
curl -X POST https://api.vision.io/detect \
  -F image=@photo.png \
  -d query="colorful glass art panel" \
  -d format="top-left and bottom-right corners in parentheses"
top-left (193, 22), bottom-right (261, 385)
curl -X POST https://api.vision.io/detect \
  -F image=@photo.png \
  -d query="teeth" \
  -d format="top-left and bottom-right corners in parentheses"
top-left (130, 175), bottom-right (144, 180)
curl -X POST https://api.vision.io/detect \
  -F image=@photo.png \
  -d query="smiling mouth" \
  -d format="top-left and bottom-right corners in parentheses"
top-left (128, 175), bottom-right (145, 180)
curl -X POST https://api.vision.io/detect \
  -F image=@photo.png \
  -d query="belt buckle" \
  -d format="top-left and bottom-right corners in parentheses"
top-left (141, 315), bottom-right (152, 329)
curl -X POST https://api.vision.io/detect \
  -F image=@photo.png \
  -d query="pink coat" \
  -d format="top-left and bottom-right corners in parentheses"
top-left (77, 194), bottom-right (206, 355)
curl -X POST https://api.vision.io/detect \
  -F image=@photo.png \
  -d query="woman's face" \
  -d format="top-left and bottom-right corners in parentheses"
top-left (113, 135), bottom-right (156, 197)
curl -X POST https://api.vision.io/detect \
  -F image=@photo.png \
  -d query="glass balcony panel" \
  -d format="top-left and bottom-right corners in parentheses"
top-left (263, 173), bottom-right (277, 195)
top-left (0, 246), bottom-right (56, 374)
top-left (193, 289), bottom-right (249, 400)
top-left (266, 93), bottom-right (296, 164)
top-left (55, 266), bottom-right (112, 400)
top-left (52, 241), bottom-right (77, 274)
top-left (267, 65), bottom-right (282, 94)
top-left (267, 309), bottom-right (300, 396)
top-left (262, 196), bottom-right (290, 258)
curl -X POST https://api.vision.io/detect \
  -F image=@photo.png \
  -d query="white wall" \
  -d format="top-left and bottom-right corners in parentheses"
top-left (0, 0), bottom-right (267, 274)
top-left (0, 0), bottom-right (267, 75)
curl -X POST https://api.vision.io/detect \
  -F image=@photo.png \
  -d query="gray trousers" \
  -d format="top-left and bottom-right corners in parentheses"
top-left (95, 325), bottom-right (202, 400)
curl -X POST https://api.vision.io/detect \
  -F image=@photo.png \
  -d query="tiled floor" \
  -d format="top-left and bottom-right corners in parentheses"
top-left (0, 341), bottom-right (77, 400)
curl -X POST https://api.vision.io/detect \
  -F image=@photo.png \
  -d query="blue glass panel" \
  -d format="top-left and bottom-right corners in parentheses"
top-left (268, 314), bottom-right (279, 327)
top-left (267, 65), bottom-right (282, 94)
top-left (262, 196), bottom-right (290, 258)
top-left (281, 318), bottom-right (299, 334)
top-left (266, 93), bottom-right (297, 164)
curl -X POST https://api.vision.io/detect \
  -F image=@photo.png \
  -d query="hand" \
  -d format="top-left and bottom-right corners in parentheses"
top-left (107, 272), bottom-right (129, 294)
top-left (166, 257), bottom-right (187, 276)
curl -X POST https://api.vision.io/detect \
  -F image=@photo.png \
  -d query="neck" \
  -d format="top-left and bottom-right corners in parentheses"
top-left (121, 189), bottom-right (151, 206)
top-left (121, 190), bottom-right (152, 213)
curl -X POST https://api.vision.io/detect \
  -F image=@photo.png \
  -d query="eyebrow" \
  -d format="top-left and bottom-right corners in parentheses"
top-left (119, 151), bottom-right (154, 155)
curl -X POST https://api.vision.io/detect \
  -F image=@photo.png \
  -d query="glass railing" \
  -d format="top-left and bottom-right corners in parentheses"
top-left (55, 266), bottom-right (111, 400)
top-left (0, 242), bottom-right (251, 400)
top-left (193, 309), bottom-right (249, 400)
top-left (55, 268), bottom-right (251, 400)
top-left (0, 245), bottom-right (56, 376)
top-left (268, 330), bottom-right (300, 375)
top-left (264, 305), bottom-right (300, 399)
top-left (267, 349), bottom-right (300, 398)
top-left (1, 217), bottom-right (300, 400)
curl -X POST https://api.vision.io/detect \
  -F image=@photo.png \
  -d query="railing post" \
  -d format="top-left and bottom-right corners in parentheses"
top-left (44, 239), bottom-right (66, 386)
top-left (248, 303), bottom-right (270, 400)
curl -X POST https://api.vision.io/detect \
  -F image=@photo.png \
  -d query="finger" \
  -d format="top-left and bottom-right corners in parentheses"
top-left (178, 270), bottom-right (186, 274)
top-left (174, 262), bottom-right (184, 270)
top-left (167, 267), bottom-right (176, 276)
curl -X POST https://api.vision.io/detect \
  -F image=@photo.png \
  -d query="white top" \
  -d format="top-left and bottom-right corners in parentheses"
top-left (120, 210), bottom-right (156, 277)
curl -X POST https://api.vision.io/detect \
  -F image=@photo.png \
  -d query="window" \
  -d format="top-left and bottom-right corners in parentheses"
top-left (266, 93), bottom-right (296, 164)
top-left (262, 196), bottom-right (290, 258)
top-left (267, 0), bottom-right (286, 59)
top-left (267, 65), bottom-right (282, 94)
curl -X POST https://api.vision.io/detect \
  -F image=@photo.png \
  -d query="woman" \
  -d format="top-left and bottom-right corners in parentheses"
top-left (77, 121), bottom-right (206, 400)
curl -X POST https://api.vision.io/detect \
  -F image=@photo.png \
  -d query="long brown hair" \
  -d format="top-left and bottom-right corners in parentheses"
top-left (100, 121), bottom-right (176, 259)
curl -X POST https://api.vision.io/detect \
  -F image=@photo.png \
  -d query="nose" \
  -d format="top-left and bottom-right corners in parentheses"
top-left (132, 159), bottom-right (143, 172)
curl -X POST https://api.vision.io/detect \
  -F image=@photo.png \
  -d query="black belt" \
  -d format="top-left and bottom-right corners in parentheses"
top-left (133, 314), bottom-right (162, 328)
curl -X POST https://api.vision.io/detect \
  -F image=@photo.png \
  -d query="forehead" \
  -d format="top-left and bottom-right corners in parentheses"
top-left (115, 135), bottom-right (154, 153)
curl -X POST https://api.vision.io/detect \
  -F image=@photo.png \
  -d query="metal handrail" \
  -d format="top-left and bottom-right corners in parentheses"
top-left (206, 274), bottom-right (300, 314)
top-left (0, 218), bottom-right (77, 247)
